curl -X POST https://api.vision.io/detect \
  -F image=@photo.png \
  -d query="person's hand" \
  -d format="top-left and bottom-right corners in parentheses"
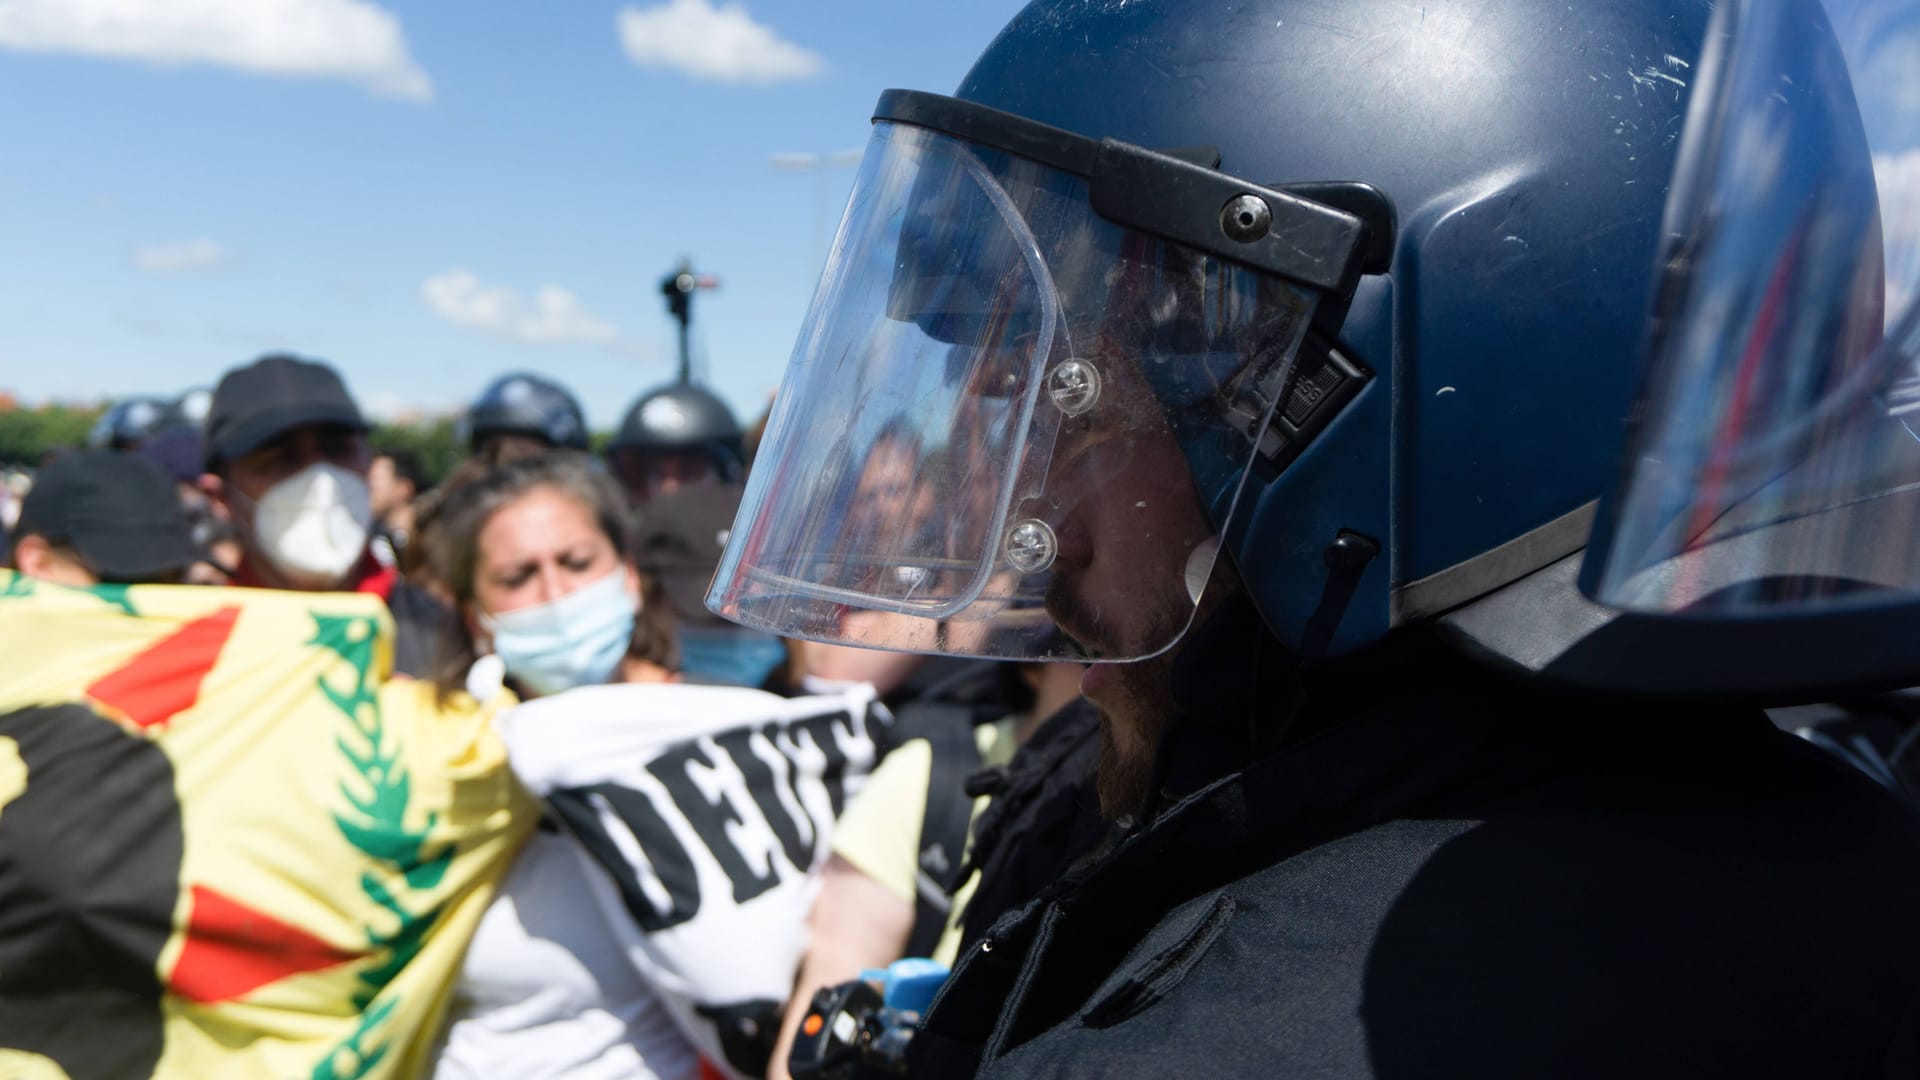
top-left (796, 611), bottom-right (938, 695)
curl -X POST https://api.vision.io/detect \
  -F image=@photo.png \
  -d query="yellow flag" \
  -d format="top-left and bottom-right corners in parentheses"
top-left (0, 570), bottom-right (536, 1079)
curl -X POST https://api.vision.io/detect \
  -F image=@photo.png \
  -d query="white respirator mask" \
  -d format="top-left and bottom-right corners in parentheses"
top-left (250, 463), bottom-right (374, 587)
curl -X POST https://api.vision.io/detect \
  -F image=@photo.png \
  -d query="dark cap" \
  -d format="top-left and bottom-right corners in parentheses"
top-left (204, 354), bottom-right (366, 468)
top-left (632, 481), bottom-right (745, 625)
top-left (136, 426), bottom-right (208, 485)
top-left (15, 451), bottom-right (203, 582)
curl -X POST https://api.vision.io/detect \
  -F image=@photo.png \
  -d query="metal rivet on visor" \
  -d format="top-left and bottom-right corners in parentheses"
top-left (1048, 360), bottom-right (1101, 416)
top-left (1004, 519), bottom-right (1058, 574)
top-left (1221, 194), bottom-right (1272, 243)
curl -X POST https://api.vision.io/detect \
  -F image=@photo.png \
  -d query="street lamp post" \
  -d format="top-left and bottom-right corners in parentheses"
top-left (660, 258), bottom-right (719, 385)
top-left (769, 148), bottom-right (863, 274)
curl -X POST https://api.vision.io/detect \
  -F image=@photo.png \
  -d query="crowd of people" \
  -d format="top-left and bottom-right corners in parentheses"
top-left (0, 350), bottom-right (1104, 1078)
top-left (7, 0), bottom-right (1920, 1076)
top-left (0, 358), bottom-right (783, 680)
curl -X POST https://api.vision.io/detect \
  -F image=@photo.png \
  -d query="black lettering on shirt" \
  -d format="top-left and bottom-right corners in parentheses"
top-left (550, 782), bottom-right (702, 931)
top-left (650, 742), bottom-right (781, 905)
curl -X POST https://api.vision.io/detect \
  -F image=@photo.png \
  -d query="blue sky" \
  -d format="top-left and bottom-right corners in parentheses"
top-left (0, 0), bottom-right (1028, 430)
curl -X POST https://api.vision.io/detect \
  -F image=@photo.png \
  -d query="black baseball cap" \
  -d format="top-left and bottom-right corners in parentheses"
top-left (632, 481), bottom-right (745, 625)
top-left (204, 354), bottom-right (367, 468)
top-left (15, 451), bottom-right (203, 583)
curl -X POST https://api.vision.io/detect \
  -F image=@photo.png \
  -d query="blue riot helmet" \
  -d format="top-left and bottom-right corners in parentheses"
top-left (709, 0), bottom-right (1718, 665)
top-left (607, 383), bottom-right (744, 503)
top-left (161, 387), bottom-right (213, 434)
top-left (1437, 0), bottom-right (1920, 700)
top-left (461, 372), bottom-right (590, 457)
top-left (86, 396), bottom-right (171, 451)
top-left (618, 384), bottom-right (779, 682)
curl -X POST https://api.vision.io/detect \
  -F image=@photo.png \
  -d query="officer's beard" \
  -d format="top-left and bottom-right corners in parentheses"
top-left (1046, 564), bottom-right (1191, 821)
top-left (1057, 567), bottom-right (1240, 823)
top-left (1092, 652), bottom-right (1182, 821)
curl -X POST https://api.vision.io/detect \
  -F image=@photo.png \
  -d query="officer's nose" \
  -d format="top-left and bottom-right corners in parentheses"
top-left (1050, 497), bottom-right (1096, 569)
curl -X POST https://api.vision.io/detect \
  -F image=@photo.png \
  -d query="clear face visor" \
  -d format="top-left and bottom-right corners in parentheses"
top-left (1583, 0), bottom-right (1920, 617)
top-left (708, 120), bottom-right (1323, 661)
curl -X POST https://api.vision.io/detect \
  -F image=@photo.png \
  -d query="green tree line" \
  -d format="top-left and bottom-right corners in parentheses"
top-left (0, 405), bottom-right (100, 467)
top-left (365, 417), bottom-right (465, 488)
top-left (367, 418), bottom-right (613, 488)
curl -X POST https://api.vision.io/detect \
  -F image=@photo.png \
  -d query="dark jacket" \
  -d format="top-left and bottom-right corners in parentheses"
top-left (909, 606), bottom-right (1920, 1079)
top-left (233, 554), bottom-right (448, 681)
top-left (1772, 690), bottom-right (1920, 802)
top-left (955, 696), bottom-right (1107, 953)
top-left (386, 578), bottom-right (452, 681)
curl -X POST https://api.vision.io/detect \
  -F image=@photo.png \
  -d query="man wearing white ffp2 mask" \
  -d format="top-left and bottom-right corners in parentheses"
top-left (198, 353), bottom-right (451, 678)
top-left (245, 462), bottom-right (376, 588)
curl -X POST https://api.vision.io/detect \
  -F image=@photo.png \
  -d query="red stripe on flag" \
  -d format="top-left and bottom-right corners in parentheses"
top-left (170, 884), bottom-right (361, 1004)
top-left (86, 606), bottom-right (241, 730)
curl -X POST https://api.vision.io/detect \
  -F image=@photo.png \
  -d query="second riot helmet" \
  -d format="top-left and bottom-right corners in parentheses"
top-left (87, 396), bottom-right (172, 451)
top-left (607, 383), bottom-right (744, 499)
top-left (462, 372), bottom-right (590, 454)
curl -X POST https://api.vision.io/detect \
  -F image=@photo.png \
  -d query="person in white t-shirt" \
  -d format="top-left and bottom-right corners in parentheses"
top-left (427, 449), bottom-right (698, 1080)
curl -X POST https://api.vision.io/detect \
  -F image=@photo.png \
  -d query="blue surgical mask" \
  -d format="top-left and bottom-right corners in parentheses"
top-left (675, 624), bottom-right (789, 688)
top-left (481, 567), bottom-right (635, 697)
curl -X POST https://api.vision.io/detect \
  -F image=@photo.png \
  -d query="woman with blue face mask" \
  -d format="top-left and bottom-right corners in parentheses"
top-left (428, 450), bottom-right (699, 1080)
top-left (432, 451), bottom-right (680, 703)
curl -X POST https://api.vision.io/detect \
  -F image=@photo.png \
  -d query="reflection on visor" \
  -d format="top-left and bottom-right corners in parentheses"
top-left (888, 156), bottom-right (1056, 347)
top-left (708, 119), bottom-right (1324, 662)
top-left (1585, 0), bottom-right (1920, 614)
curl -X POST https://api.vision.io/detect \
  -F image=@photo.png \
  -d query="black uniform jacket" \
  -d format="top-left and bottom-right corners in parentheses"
top-left (956, 696), bottom-right (1107, 953)
top-left (908, 603), bottom-right (1920, 1079)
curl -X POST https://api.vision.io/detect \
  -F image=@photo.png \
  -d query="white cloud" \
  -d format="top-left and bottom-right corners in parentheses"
top-left (617, 0), bottom-right (824, 85)
top-left (422, 270), bottom-right (620, 346)
top-left (0, 0), bottom-right (432, 100)
top-left (132, 239), bottom-right (228, 273)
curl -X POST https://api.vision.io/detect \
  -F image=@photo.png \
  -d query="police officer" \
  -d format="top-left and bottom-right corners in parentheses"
top-left (461, 371), bottom-right (590, 465)
top-left (712, 0), bottom-right (1920, 1075)
top-left (161, 386), bottom-right (214, 435)
top-left (86, 396), bottom-right (171, 452)
top-left (607, 381), bottom-right (792, 684)
top-left (605, 382), bottom-right (743, 506)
